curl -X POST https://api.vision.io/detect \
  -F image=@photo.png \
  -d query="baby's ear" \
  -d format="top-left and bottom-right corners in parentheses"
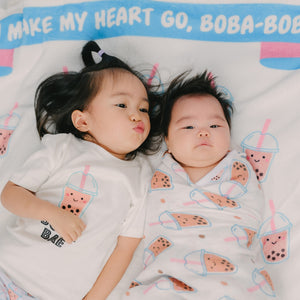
top-left (71, 110), bottom-right (89, 132)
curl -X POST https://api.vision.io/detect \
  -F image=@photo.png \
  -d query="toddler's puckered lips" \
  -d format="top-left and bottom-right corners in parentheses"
top-left (133, 121), bottom-right (145, 133)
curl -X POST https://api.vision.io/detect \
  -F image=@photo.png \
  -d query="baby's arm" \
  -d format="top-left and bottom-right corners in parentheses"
top-left (1, 181), bottom-right (86, 243)
top-left (83, 235), bottom-right (141, 300)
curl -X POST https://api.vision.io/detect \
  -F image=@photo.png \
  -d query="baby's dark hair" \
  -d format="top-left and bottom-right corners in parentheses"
top-left (35, 40), bottom-right (161, 160)
top-left (160, 70), bottom-right (233, 137)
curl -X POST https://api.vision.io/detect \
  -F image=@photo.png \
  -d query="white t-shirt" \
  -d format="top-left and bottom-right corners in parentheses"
top-left (0, 133), bottom-right (152, 300)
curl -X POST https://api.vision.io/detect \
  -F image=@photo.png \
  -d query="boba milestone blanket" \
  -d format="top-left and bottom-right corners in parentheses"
top-left (0, 0), bottom-right (299, 299)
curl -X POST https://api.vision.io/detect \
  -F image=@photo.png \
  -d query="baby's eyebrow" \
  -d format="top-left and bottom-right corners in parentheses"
top-left (175, 114), bottom-right (226, 124)
top-left (175, 116), bottom-right (194, 124)
top-left (209, 115), bottom-right (227, 122)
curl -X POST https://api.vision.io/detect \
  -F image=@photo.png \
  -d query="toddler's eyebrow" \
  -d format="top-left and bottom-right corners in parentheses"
top-left (111, 92), bottom-right (149, 103)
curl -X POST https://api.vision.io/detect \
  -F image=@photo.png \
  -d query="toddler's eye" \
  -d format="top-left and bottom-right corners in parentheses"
top-left (116, 103), bottom-right (126, 108)
top-left (210, 125), bottom-right (220, 128)
top-left (139, 108), bottom-right (149, 113)
top-left (184, 126), bottom-right (194, 129)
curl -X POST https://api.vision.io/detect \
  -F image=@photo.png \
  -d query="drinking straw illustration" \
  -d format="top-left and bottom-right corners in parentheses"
top-left (4, 102), bottom-right (18, 128)
top-left (170, 257), bottom-right (202, 266)
top-left (221, 182), bottom-right (240, 198)
top-left (269, 199), bottom-right (276, 233)
top-left (147, 63), bottom-right (159, 85)
top-left (62, 66), bottom-right (69, 73)
top-left (149, 220), bottom-right (174, 226)
top-left (143, 278), bottom-right (168, 295)
top-left (224, 236), bottom-right (247, 242)
top-left (80, 165), bottom-right (90, 191)
top-left (257, 119), bottom-right (271, 149)
top-left (247, 277), bottom-right (268, 292)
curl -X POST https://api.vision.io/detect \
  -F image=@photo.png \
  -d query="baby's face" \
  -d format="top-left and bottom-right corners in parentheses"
top-left (165, 94), bottom-right (230, 171)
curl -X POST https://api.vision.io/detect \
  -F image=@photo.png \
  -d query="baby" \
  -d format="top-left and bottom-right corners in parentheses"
top-left (124, 71), bottom-right (277, 299)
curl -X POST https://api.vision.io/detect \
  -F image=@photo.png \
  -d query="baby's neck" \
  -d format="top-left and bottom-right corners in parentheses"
top-left (183, 163), bottom-right (218, 184)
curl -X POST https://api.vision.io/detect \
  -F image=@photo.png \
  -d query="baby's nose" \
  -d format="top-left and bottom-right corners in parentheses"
top-left (199, 130), bottom-right (209, 137)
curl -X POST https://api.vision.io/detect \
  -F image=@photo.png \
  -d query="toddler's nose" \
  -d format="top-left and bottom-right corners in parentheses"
top-left (130, 113), bottom-right (141, 122)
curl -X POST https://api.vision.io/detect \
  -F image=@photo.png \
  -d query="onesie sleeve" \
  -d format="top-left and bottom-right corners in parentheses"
top-left (9, 134), bottom-right (67, 192)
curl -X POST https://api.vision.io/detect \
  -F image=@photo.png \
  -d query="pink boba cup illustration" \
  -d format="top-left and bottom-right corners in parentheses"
top-left (226, 224), bottom-right (257, 249)
top-left (149, 211), bottom-right (211, 230)
top-left (143, 236), bottom-right (172, 268)
top-left (0, 49), bottom-right (14, 76)
top-left (0, 103), bottom-right (20, 156)
top-left (249, 268), bottom-right (275, 297)
top-left (150, 169), bottom-right (173, 191)
top-left (181, 249), bottom-right (236, 276)
top-left (59, 165), bottom-right (98, 217)
top-left (151, 276), bottom-right (195, 293)
top-left (258, 200), bottom-right (292, 264)
top-left (142, 276), bottom-right (195, 295)
top-left (260, 42), bottom-right (300, 70)
top-left (241, 119), bottom-right (279, 183)
top-left (188, 189), bottom-right (239, 210)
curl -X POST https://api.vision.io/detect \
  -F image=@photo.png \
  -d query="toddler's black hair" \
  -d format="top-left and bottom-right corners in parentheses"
top-left (35, 40), bottom-right (162, 160)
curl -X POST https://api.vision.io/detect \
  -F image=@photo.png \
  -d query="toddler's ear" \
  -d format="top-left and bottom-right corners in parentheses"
top-left (71, 110), bottom-right (89, 132)
top-left (164, 136), bottom-right (171, 154)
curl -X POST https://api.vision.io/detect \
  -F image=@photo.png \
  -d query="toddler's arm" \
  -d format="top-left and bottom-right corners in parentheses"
top-left (83, 235), bottom-right (141, 300)
top-left (1, 181), bottom-right (86, 243)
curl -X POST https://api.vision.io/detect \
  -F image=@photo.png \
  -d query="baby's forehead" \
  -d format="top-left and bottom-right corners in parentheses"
top-left (174, 94), bottom-right (222, 112)
top-left (172, 95), bottom-right (226, 119)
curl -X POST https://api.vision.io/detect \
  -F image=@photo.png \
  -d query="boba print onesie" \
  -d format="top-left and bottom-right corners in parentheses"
top-left (124, 150), bottom-right (277, 300)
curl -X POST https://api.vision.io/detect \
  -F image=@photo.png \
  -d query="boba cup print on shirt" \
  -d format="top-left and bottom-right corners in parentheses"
top-left (58, 165), bottom-right (98, 217)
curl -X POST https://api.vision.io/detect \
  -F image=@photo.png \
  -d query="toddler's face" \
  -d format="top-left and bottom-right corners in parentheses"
top-left (165, 94), bottom-right (230, 170)
top-left (80, 71), bottom-right (150, 159)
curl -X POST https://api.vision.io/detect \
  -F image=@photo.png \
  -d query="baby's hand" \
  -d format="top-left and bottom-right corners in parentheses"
top-left (47, 207), bottom-right (86, 244)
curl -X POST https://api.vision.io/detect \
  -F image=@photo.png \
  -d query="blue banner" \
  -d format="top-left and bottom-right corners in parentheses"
top-left (0, 0), bottom-right (300, 49)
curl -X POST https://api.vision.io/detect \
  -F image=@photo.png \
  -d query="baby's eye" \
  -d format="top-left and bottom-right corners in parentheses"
top-left (210, 125), bottom-right (220, 128)
top-left (139, 108), bottom-right (149, 113)
top-left (116, 103), bottom-right (126, 108)
top-left (183, 126), bottom-right (194, 129)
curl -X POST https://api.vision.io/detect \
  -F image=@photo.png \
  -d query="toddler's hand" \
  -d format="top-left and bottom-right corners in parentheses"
top-left (47, 207), bottom-right (86, 244)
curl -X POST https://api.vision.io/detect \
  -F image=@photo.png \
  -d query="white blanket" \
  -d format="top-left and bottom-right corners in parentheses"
top-left (0, 1), bottom-right (299, 299)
